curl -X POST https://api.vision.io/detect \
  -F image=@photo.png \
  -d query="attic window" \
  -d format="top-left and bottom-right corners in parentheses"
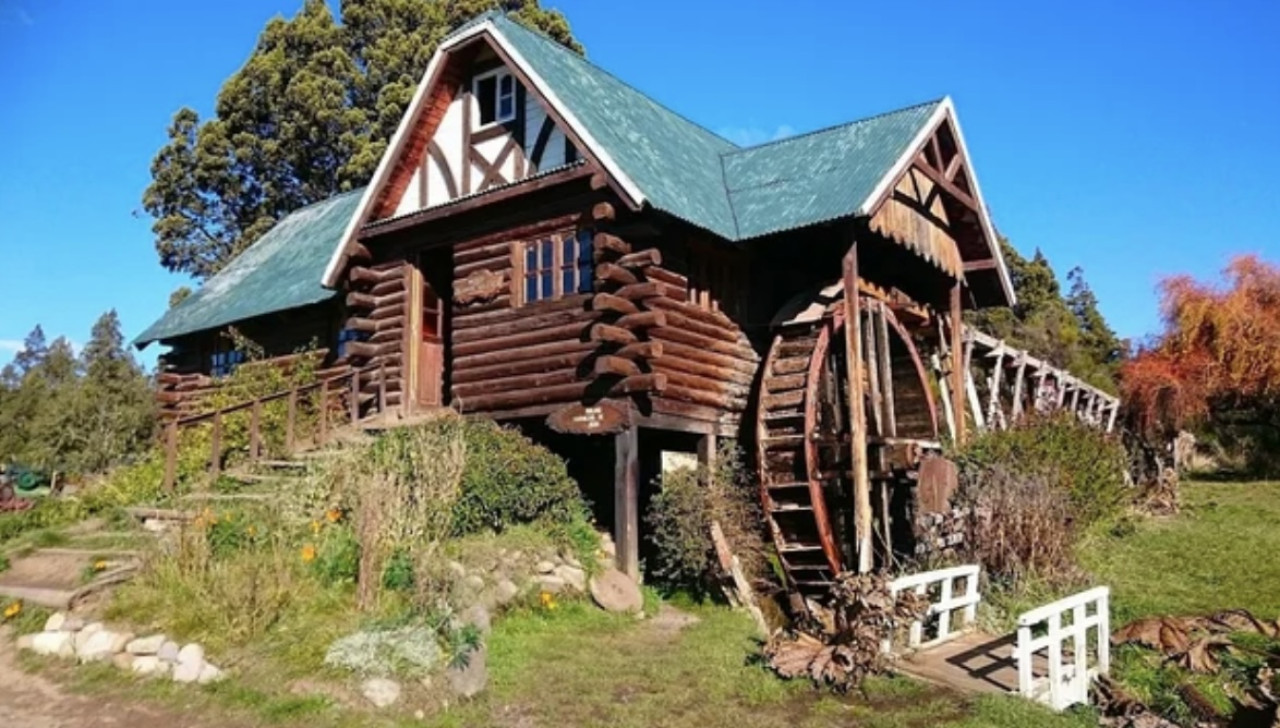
top-left (474, 69), bottom-right (516, 127)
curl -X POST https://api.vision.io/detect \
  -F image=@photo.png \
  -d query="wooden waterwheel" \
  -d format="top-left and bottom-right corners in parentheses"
top-left (756, 283), bottom-right (939, 608)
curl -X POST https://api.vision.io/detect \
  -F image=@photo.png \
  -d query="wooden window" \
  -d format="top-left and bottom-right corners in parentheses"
top-left (520, 229), bottom-right (593, 305)
top-left (474, 69), bottom-right (516, 127)
top-left (210, 349), bottom-right (245, 378)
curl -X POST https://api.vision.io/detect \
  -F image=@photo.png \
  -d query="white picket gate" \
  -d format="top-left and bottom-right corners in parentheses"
top-left (1014, 586), bottom-right (1111, 710)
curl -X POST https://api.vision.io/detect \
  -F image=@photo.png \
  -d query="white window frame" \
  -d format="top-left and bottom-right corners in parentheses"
top-left (473, 68), bottom-right (517, 128)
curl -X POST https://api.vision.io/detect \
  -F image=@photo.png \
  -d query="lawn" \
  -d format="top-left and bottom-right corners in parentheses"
top-left (1080, 479), bottom-right (1280, 625)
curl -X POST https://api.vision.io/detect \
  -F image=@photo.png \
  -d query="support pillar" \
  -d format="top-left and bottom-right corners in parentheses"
top-left (843, 245), bottom-right (873, 573)
top-left (949, 281), bottom-right (967, 446)
top-left (697, 433), bottom-right (717, 473)
top-left (614, 425), bottom-right (640, 580)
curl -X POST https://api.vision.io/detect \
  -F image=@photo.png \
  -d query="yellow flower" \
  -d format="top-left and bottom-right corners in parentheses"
top-left (539, 591), bottom-right (557, 611)
top-left (3, 601), bottom-right (21, 620)
top-left (301, 544), bottom-right (317, 563)
top-left (93, 560), bottom-right (109, 572)
top-left (325, 508), bottom-right (342, 524)
top-left (246, 525), bottom-right (257, 537)
top-left (310, 520), bottom-right (321, 536)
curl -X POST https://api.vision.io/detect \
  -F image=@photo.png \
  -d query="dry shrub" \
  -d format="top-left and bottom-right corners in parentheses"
top-left (645, 443), bottom-right (766, 597)
top-left (956, 465), bottom-right (1081, 587)
top-left (765, 572), bottom-right (928, 692)
top-left (308, 417), bottom-right (467, 610)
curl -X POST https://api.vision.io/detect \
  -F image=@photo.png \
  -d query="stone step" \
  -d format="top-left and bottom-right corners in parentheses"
top-left (0, 583), bottom-right (75, 609)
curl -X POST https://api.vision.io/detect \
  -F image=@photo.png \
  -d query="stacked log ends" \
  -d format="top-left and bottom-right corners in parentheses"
top-left (343, 261), bottom-right (406, 414)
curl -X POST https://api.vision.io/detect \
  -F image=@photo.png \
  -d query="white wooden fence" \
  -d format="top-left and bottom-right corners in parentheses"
top-left (886, 564), bottom-right (981, 651)
top-left (1014, 586), bottom-right (1111, 710)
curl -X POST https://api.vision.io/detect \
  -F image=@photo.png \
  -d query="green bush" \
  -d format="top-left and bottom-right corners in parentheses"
top-left (451, 419), bottom-right (587, 535)
top-left (645, 444), bottom-right (765, 597)
top-left (953, 412), bottom-right (1127, 525)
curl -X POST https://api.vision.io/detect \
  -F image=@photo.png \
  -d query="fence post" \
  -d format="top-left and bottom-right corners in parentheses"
top-left (286, 388), bottom-right (298, 452)
top-left (163, 419), bottom-right (178, 493)
top-left (1016, 625), bottom-right (1033, 698)
top-left (210, 409), bottom-right (223, 483)
top-left (249, 399), bottom-right (262, 462)
top-left (319, 379), bottom-right (329, 444)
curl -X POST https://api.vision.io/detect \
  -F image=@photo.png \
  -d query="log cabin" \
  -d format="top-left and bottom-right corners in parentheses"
top-left (136, 11), bottom-right (1027, 594)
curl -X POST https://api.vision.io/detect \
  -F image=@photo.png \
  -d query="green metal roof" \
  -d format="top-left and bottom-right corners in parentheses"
top-left (492, 15), bottom-right (941, 243)
top-left (494, 15), bottom-right (743, 239)
top-left (134, 188), bottom-right (364, 347)
top-left (723, 101), bottom-right (941, 240)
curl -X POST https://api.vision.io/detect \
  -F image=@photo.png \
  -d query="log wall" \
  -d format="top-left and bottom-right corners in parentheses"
top-left (342, 257), bottom-right (409, 413)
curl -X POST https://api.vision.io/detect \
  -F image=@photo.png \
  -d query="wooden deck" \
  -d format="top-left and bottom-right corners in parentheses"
top-left (893, 631), bottom-right (1023, 696)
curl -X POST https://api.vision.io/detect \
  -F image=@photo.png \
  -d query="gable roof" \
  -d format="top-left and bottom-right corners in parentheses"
top-left (134, 188), bottom-right (364, 348)
top-left (723, 100), bottom-right (942, 240)
top-left (327, 13), bottom-right (1012, 305)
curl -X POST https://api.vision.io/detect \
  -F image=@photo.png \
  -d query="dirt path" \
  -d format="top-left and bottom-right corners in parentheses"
top-left (0, 627), bottom-right (242, 728)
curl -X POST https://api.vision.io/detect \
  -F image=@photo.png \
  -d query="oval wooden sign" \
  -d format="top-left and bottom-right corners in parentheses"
top-left (546, 401), bottom-right (631, 435)
top-left (454, 268), bottom-right (505, 306)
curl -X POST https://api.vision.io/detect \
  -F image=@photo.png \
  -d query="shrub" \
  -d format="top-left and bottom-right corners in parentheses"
top-left (451, 419), bottom-right (586, 536)
top-left (953, 412), bottom-right (1127, 526)
top-left (645, 444), bottom-right (765, 597)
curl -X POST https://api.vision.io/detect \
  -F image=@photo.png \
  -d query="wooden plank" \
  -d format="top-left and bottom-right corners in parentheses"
top-left (877, 302), bottom-right (898, 437)
top-left (950, 282), bottom-right (966, 444)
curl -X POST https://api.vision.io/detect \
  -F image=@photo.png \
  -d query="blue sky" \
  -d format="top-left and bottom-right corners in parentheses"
top-left (2, 0), bottom-right (1277, 367)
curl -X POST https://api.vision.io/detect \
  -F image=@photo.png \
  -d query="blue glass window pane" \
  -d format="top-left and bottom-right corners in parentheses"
top-left (540, 272), bottom-right (553, 299)
top-left (525, 245), bottom-right (536, 271)
top-left (562, 236), bottom-right (573, 265)
top-left (577, 229), bottom-right (593, 263)
top-left (562, 268), bottom-right (574, 295)
top-left (577, 264), bottom-right (593, 293)
top-left (540, 239), bottom-right (553, 268)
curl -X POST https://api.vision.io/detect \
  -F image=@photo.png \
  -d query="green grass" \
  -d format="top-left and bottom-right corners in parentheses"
top-left (1080, 479), bottom-right (1280, 624)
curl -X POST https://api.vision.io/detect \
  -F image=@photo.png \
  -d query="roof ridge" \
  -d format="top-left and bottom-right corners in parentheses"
top-left (723, 97), bottom-right (945, 156)
top-left (285, 186), bottom-right (367, 216)
top-left (490, 15), bottom-right (739, 150)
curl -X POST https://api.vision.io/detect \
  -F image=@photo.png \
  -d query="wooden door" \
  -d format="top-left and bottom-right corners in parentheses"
top-left (416, 274), bottom-right (445, 408)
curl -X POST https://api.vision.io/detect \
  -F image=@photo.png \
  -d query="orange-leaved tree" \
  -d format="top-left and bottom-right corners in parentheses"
top-left (1122, 255), bottom-right (1280, 439)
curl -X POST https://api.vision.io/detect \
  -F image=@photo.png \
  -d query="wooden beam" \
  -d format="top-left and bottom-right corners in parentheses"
top-left (963, 258), bottom-right (999, 272)
top-left (843, 245), bottom-right (873, 574)
top-left (876, 302), bottom-right (897, 437)
top-left (614, 424), bottom-right (640, 580)
top-left (913, 159), bottom-right (981, 214)
top-left (949, 283), bottom-right (966, 445)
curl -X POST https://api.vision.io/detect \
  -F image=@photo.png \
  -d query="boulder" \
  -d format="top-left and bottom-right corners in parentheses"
top-left (534, 560), bottom-right (555, 575)
top-left (535, 575), bottom-right (567, 594)
top-left (445, 645), bottom-right (487, 698)
top-left (172, 644), bottom-right (205, 683)
top-left (464, 574), bottom-right (485, 591)
top-left (589, 568), bottom-right (643, 614)
top-left (126, 634), bottom-right (168, 656)
top-left (73, 623), bottom-right (103, 653)
top-left (31, 631), bottom-right (75, 658)
top-left (157, 640), bottom-right (181, 663)
top-left (554, 564), bottom-right (587, 592)
top-left (109, 632), bottom-right (135, 655)
top-left (361, 677), bottom-right (401, 708)
top-left (15, 634), bottom-right (36, 652)
top-left (76, 629), bottom-right (121, 662)
top-left (460, 604), bottom-right (491, 635)
top-left (131, 655), bottom-right (163, 676)
top-left (112, 653), bottom-right (135, 671)
top-left (44, 612), bottom-right (66, 632)
top-left (494, 579), bottom-right (519, 606)
top-left (197, 662), bottom-right (224, 684)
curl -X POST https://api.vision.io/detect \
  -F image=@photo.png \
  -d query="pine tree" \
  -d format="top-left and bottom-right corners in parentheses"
top-left (12, 325), bottom-right (47, 375)
top-left (144, 0), bottom-right (581, 280)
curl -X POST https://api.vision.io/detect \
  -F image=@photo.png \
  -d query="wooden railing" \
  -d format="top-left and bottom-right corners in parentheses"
top-left (885, 564), bottom-right (982, 652)
top-left (1014, 586), bottom-right (1110, 711)
top-left (161, 362), bottom-right (388, 492)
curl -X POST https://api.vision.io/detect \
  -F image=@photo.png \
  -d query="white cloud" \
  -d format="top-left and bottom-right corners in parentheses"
top-left (0, 339), bottom-right (22, 354)
top-left (717, 124), bottom-right (797, 148)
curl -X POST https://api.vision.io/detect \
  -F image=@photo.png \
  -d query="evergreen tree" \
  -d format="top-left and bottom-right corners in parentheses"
top-left (144, 0), bottom-right (581, 280)
top-left (12, 324), bottom-right (47, 375)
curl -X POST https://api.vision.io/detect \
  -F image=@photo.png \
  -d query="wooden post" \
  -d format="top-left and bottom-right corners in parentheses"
top-left (842, 246), bottom-right (873, 574)
top-left (876, 302), bottom-right (897, 437)
top-left (934, 354), bottom-right (957, 442)
top-left (863, 306), bottom-right (883, 436)
top-left (949, 282), bottom-right (966, 445)
top-left (614, 424), bottom-right (640, 580)
top-left (378, 362), bottom-right (388, 414)
top-left (1107, 400), bottom-right (1119, 433)
top-left (249, 400), bottom-right (262, 462)
top-left (697, 433), bottom-right (717, 473)
top-left (986, 342), bottom-right (1005, 429)
top-left (163, 419), bottom-right (178, 493)
top-left (286, 388), bottom-right (298, 452)
top-left (350, 370), bottom-right (360, 425)
top-left (209, 410), bottom-right (223, 482)
top-left (1010, 355), bottom-right (1028, 423)
top-left (319, 379), bottom-right (329, 444)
